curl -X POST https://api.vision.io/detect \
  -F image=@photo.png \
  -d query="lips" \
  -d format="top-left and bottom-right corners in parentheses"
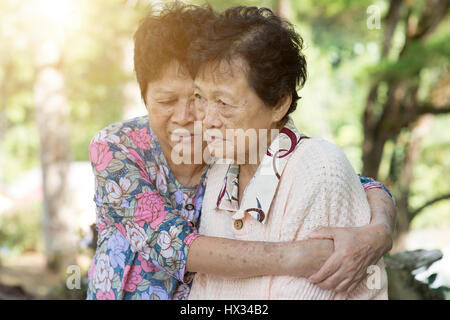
top-left (205, 135), bottom-right (226, 144)
top-left (179, 135), bottom-right (194, 142)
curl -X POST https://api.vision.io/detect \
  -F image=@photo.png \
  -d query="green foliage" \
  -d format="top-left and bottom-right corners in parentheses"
top-left (0, 203), bottom-right (43, 256)
top-left (0, 0), bottom-right (144, 176)
top-left (410, 114), bottom-right (450, 229)
top-left (45, 274), bottom-right (89, 300)
top-left (366, 34), bottom-right (450, 82)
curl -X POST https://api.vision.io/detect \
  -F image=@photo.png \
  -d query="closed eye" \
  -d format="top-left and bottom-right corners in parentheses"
top-left (194, 93), bottom-right (207, 106)
top-left (217, 99), bottom-right (228, 106)
top-left (157, 99), bottom-right (177, 105)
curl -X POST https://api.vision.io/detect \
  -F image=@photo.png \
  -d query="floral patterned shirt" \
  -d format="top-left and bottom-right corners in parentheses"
top-left (86, 115), bottom-right (394, 300)
top-left (86, 115), bottom-right (207, 300)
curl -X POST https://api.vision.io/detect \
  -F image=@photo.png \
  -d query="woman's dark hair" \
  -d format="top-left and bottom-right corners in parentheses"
top-left (133, 2), bottom-right (215, 104)
top-left (188, 6), bottom-right (307, 118)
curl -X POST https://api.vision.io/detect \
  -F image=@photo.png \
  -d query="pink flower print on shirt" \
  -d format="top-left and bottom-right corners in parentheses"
top-left (89, 141), bottom-right (113, 172)
top-left (96, 220), bottom-right (107, 235)
top-left (96, 288), bottom-right (115, 300)
top-left (121, 265), bottom-right (131, 292)
top-left (184, 233), bottom-right (200, 247)
top-left (115, 222), bottom-right (127, 238)
top-left (126, 149), bottom-right (151, 184)
top-left (134, 191), bottom-right (168, 229)
top-left (122, 264), bottom-right (143, 292)
top-left (138, 254), bottom-right (159, 273)
top-left (126, 127), bottom-right (151, 150)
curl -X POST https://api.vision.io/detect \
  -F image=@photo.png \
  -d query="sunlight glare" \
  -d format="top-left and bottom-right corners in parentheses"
top-left (30, 0), bottom-right (81, 32)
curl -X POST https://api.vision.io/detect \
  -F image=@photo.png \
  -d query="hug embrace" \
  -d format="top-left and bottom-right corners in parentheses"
top-left (86, 2), bottom-right (396, 300)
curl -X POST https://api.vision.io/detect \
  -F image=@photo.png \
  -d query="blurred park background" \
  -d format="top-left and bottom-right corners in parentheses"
top-left (0, 0), bottom-right (449, 299)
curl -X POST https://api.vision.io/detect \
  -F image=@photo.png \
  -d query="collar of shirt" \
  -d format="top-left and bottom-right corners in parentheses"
top-left (215, 117), bottom-right (309, 224)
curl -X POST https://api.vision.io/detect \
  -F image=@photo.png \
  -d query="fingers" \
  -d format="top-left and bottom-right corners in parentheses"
top-left (308, 253), bottom-right (341, 284)
top-left (344, 259), bottom-right (376, 294)
top-left (346, 277), bottom-right (363, 294)
top-left (321, 260), bottom-right (371, 293)
top-left (307, 226), bottom-right (383, 293)
top-left (309, 254), bottom-right (369, 292)
top-left (334, 265), bottom-right (365, 293)
top-left (334, 277), bottom-right (352, 292)
top-left (313, 265), bottom-right (349, 291)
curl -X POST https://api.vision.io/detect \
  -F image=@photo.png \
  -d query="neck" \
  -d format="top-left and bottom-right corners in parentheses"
top-left (171, 162), bottom-right (205, 187)
top-left (239, 162), bottom-right (259, 180)
top-left (238, 121), bottom-right (287, 200)
top-left (160, 143), bottom-right (206, 187)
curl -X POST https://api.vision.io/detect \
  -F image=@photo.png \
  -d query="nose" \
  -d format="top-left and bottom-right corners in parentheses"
top-left (172, 99), bottom-right (195, 126)
top-left (203, 104), bottom-right (223, 129)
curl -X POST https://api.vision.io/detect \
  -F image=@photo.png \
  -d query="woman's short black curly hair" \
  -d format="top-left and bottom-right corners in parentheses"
top-left (133, 2), bottom-right (215, 104)
top-left (188, 6), bottom-right (307, 118)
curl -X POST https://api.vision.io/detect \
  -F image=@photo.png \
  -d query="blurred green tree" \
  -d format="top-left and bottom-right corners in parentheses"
top-left (360, 0), bottom-right (449, 233)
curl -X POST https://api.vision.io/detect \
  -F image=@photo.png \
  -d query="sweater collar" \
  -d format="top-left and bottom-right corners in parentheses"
top-left (215, 117), bottom-right (309, 224)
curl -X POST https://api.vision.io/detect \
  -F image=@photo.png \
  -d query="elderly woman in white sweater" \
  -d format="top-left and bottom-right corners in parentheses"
top-left (187, 7), bottom-right (388, 299)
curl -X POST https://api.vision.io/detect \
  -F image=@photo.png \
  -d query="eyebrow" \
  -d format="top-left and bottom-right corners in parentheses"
top-left (194, 84), bottom-right (237, 103)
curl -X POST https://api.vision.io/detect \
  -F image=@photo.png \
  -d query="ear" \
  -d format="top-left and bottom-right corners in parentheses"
top-left (272, 93), bottom-right (292, 123)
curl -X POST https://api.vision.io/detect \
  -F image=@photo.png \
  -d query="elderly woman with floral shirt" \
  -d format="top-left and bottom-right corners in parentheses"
top-left (86, 3), bottom-right (396, 300)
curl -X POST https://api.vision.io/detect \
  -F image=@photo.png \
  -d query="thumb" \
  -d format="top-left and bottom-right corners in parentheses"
top-left (305, 227), bottom-right (335, 240)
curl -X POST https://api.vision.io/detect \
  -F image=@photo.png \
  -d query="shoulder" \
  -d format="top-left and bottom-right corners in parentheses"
top-left (88, 116), bottom-right (152, 171)
top-left (90, 115), bottom-right (150, 145)
top-left (289, 137), bottom-right (350, 167)
top-left (285, 136), bottom-right (358, 185)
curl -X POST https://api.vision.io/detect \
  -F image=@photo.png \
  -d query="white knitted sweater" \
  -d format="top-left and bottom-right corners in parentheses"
top-left (188, 137), bottom-right (388, 300)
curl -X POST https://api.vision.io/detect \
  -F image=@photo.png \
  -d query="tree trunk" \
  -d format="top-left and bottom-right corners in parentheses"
top-left (275, 0), bottom-right (291, 20)
top-left (362, 0), bottom-right (449, 179)
top-left (361, 0), bottom-right (449, 235)
top-left (396, 115), bottom-right (434, 234)
top-left (34, 40), bottom-right (77, 271)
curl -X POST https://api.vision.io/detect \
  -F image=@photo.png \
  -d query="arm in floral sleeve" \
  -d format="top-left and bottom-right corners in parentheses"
top-left (358, 174), bottom-right (395, 206)
top-left (89, 134), bottom-right (200, 284)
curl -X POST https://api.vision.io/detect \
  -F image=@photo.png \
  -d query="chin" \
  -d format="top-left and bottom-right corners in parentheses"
top-left (207, 146), bottom-right (233, 162)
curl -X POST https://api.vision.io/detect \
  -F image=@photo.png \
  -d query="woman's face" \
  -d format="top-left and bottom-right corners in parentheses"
top-left (145, 60), bottom-right (201, 164)
top-left (193, 58), bottom-right (283, 164)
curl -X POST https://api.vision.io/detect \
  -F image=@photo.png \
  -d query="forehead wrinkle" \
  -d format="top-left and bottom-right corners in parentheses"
top-left (195, 57), bottom-right (254, 106)
top-left (174, 61), bottom-right (191, 79)
top-left (198, 57), bottom-right (239, 85)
